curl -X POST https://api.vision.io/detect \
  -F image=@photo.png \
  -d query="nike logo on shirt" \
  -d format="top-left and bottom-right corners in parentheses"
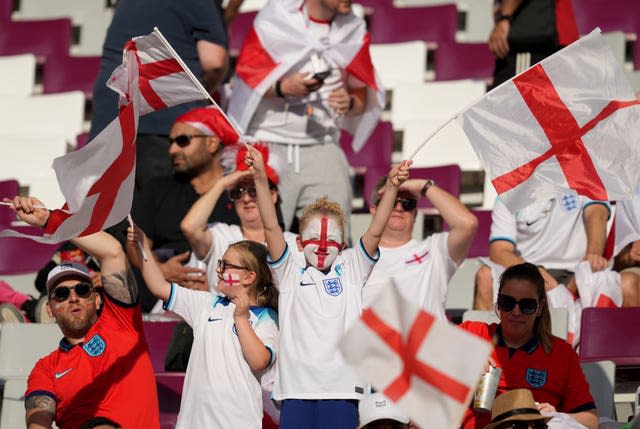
top-left (55, 368), bottom-right (73, 379)
top-left (299, 282), bottom-right (315, 286)
top-left (208, 317), bottom-right (223, 322)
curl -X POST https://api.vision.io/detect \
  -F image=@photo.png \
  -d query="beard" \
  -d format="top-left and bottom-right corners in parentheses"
top-left (56, 311), bottom-right (96, 339)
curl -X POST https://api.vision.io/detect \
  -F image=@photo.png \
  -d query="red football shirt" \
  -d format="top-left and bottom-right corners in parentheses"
top-left (460, 322), bottom-right (594, 429)
top-left (26, 293), bottom-right (160, 429)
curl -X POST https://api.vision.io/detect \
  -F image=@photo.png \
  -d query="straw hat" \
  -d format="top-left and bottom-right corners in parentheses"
top-left (483, 389), bottom-right (551, 429)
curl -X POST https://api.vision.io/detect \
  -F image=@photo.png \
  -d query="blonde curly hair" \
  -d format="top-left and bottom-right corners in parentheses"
top-left (299, 196), bottom-right (346, 238)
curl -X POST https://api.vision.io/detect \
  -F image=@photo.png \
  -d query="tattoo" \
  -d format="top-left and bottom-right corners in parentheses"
top-left (25, 395), bottom-right (56, 413)
top-left (101, 263), bottom-right (138, 304)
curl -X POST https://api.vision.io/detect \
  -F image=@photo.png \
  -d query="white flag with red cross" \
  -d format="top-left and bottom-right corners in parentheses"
top-left (340, 281), bottom-right (492, 429)
top-left (0, 29), bottom-right (210, 243)
top-left (457, 29), bottom-right (640, 212)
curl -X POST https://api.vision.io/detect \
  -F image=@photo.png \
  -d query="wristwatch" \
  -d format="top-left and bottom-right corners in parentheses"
top-left (496, 11), bottom-right (512, 23)
top-left (420, 179), bottom-right (435, 197)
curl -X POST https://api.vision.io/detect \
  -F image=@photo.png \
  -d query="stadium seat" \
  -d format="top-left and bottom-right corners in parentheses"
top-left (0, 323), bottom-right (60, 379)
top-left (0, 0), bottom-right (10, 22)
top-left (339, 121), bottom-right (394, 174)
top-left (573, 0), bottom-right (638, 35)
top-left (0, 228), bottom-right (58, 276)
top-left (370, 42), bottom-right (428, 89)
top-left (456, 0), bottom-right (494, 43)
top-left (580, 307), bottom-right (640, 366)
top-left (581, 360), bottom-right (616, 420)
top-left (0, 376), bottom-right (28, 429)
top-left (229, 11), bottom-right (258, 55)
top-left (434, 41), bottom-right (494, 81)
top-left (627, 71), bottom-right (640, 93)
top-left (76, 132), bottom-right (90, 150)
top-left (0, 179), bottom-right (20, 227)
top-left (42, 54), bottom-right (101, 96)
top-left (0, 54), bottom-right (36, 96)
top-left (466, 209), bottom-right (491, 258)
top-left (0, 18), bottom-right (72, 60)
top-left (156, 373), bottom-right (185, 429)
top-left (368, 3), bottom-right (457, 45)
top-left (143, 320), bottom-right (180, 374)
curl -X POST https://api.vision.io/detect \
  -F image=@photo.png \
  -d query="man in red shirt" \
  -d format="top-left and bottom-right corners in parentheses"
top-left (6, 196), bottom-right (160, 429)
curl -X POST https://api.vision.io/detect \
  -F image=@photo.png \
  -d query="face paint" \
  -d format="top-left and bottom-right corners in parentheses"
top-left (300, 215), bottom-right (343, 270)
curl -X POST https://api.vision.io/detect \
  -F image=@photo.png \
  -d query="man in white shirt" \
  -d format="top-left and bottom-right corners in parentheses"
top-left (363, 176), bottom-right (478, 320)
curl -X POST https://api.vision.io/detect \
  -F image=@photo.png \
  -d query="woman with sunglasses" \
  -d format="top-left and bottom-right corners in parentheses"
top-left (128, 225), bottom-right (278, 429)
top-left (461, 263), bottom-right (599, 429)
top-left (181, 144), bottom-right (299, 295)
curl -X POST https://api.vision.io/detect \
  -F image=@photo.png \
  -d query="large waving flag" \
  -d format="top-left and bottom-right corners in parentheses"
top-left (1, 29), bottom-right (209, 243)
top-left (227, 0), bottom-right (385, 152)
top-left (457, 29), bottom-right (640, 212)
top-left (340, 280), bottom-right (492, 429)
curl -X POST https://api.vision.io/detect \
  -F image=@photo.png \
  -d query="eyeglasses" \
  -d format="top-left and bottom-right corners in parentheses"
top-left (497, 294), bottom-right (539, 315)
top-left (374, 197), bottom-right (418, 211)
top-left (168, 134), bottom-right (208, 147)
top-left (217, 259), bottom-right (249, 272)
top-left (50, 282), bottom-right (94, 303)
top-left (229, 186), bottom-right (257, 201)
top-left (496, 421), bottom-right (548, 429)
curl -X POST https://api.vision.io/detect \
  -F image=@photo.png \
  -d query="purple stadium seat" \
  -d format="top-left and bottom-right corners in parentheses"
top-left (76, 132), bottom-right (90, 150)
top-left (229, 11), bottom-right (258, 54)
top-left (143, 320), bottom-right (180, 374)
top-left (0, 179), bottom-right (20, 227)
top-left (368, 4), bottom-right (457, 45)
top-left (0, 0), bottom-right (10, 22)
top-left (466, 209), bottom-right (491, 258)
top-left (0, 227), bottom-right (58, 275)
top-left (0, 18), bottom-right (72, 59)
top-left (156, 373), bottom-right (184, 429)
top-left (434, 41), bottom-right (495, 81)
top-left (579, 307), bottom-right (640, 366)
top-left (573, 0), bottom-right (639, 34)
top-left (339, 121), bottom-right (393, 173)
top-left (43, 55), bottom-right (100, 96)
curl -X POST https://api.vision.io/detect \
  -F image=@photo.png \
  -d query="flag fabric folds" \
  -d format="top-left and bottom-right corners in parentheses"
top-left (227, 0), bottom-right (385, 152)
top-left (458, 29), bottom-right (640, 212)
top-left (1, 29), bottom-right (208, 243)
top-left (340, 281), bottom-right (492, 429)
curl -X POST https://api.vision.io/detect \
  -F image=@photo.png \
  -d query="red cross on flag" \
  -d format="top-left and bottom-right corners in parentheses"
top-left (340, 281), bottom-right (492, 429)
top-left (0, 29), bottom-right (212, 243)
top-left (458, 29), bottom-right (640, 212)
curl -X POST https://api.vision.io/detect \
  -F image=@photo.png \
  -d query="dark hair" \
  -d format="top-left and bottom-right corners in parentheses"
top-left (228, 240), bottom-right (278, 309)
top-left (79, 417), bottom-right (122, 429)
top-left (498, 262), bottom-right (553, 354)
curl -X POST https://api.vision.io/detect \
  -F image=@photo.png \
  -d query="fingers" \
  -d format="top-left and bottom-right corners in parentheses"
top-left (172, 251), bottom-right (191, 263)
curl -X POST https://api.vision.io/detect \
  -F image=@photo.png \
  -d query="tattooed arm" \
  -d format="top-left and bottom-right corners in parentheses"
top-left (25, 395), bottom-right (56, 429)
top-left (72, 231), bottom-right (138, 304)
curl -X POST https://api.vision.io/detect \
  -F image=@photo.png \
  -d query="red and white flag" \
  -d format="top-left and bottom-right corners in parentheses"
top-left (227, 0), bottom-right (385, 152)
top-left (458, 29), bottom-right (640, 212)
top-left (0, 29), bottom-right (209, 243)
top-left (340, 281), bottom-right (492, 429)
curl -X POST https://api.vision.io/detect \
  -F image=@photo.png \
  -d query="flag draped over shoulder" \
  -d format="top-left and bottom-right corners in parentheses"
top-left (340, 281), bottom-right (492, 429)
top-left (0, 29), bottom-right (208, 243)
top-left (227, 0), bottom-right (385, 152)
top-left (457, 29), bottom-right (640, 212)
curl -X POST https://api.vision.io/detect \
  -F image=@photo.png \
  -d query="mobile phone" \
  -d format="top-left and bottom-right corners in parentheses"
top-left (312, 70), bottom-right (331, 82)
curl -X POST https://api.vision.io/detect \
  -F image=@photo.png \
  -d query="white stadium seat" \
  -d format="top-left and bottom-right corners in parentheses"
top-left (0, 54), bottom-right (36, 97)
top-left (370, 42), bottom-right (428, 89)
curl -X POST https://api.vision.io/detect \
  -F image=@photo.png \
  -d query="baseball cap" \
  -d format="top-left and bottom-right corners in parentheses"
top-left (45, 262), bottom-right (92, 293)
top-left (359, 393), bottom-right (410, 427)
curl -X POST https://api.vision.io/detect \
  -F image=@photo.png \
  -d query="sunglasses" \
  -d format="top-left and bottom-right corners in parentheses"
top-left (50, 282), bottom-right (94, 303)
top-left (497, 294), bottom-right (539, 315)
top-left (497, 421), bottom-right (548, 429)
top-left (394, 197), bottom-right (417, 211)
top-left (168, 134), bottom-right (208, 147)
top-left (217, 259), bottom-right (249, 272)
top-left (229, 186), bottom-right (257, 201)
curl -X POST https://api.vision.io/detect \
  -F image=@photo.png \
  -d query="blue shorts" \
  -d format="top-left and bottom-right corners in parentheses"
top-left (279, 399), bottom-right (358, 429)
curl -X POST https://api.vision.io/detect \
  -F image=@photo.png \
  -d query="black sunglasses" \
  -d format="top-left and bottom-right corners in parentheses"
top-left (168, 134), bottom-right (208, 147)
top-left (497, 421), bottom-right (548, 429)
top-left (374, 197), bottom-right (418, 211)
top-left (50, 282), bottom-right (94, 303)
top-left (217, 259), bottom-right (248, 272)
top-left (497, 294), bottom-right (539, 315)
top-left (229, 186), bottom-right (257, 201)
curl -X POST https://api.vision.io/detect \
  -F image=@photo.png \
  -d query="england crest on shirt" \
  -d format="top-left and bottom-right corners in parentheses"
top-left (559, 194), bottom-right (579, 212)
top-left (323, 278), bottom-right (343, 296)
top-left (83, 334), bottom-right (106, 357)
top-left (525, 367), bottom-right (547, 388)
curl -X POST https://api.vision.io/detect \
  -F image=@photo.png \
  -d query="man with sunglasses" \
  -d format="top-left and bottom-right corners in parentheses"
top-left (7, 196), bottom-right (160, 429)
top-left (362, 176), bottom-right (478, 320)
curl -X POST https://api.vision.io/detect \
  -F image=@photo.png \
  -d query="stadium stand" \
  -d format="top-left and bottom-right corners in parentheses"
top-left (339, 121), bottom-right (394, 175)
top-left (229, 10), bottom-right (258, 55)
top-left (0, 17), bottom-right (72, 60)
top-left (0, 54), bottom-right (35, 96)
top-left (433, 41), bottom-right (494, 81)
top-left (370, 41), bottom-right (428, 88)
top-left (143, 320), bottom-right (180, 374)
top-left (0, 180), bottom-right (19, 227)
top-left (368, 3), bottom-right (457, 45)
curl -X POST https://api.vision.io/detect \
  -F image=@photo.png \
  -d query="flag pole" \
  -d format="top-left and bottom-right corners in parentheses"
top-left (407, 115), bottom-right (458, 161)
top-left (152, 27), bottom-right (247, 146)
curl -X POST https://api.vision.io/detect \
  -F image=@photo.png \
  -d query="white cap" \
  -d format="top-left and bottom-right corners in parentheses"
top-left (45, 262), bottom-right (92, 292)
top-left (359, 393), bottom-right (410, 427)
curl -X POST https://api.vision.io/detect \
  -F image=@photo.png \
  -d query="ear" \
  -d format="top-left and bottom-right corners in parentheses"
top-left (94, 291), bottom-right (102, 311)
top-left (296, 235), bottom-right (304, 252)
top-left (207, 135), bottom-right (221, 154)
top-left (45, 300), bottom-right (54, 319)
top-left (243, 271), bottom-right (257, 289)
top-left (270, 188), bottom-right (279, 204)
top-left (369, 204), bottom-right (377, 215)
top-left (536, 298), bottom-right (546, 317)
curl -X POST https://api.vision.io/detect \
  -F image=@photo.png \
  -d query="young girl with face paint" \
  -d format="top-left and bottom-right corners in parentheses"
top-left (127, 226), bottom-right (278, 429)
top-left (246, 145), bottom-right (411, 429)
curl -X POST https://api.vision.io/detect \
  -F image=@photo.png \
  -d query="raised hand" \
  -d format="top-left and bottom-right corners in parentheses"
top-left (388, 160), bottom-right (412, 188)
top-left (232, 289), bottom-right (251, 319)
top-left (3, 196), bottom-right (49, 227)
top-left (244, 144), bottom-right (267, 179)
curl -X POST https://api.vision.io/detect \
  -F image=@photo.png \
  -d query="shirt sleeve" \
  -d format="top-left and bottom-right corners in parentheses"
top-left (25, 358), bottom-right (57, 403)
top-left (183, 0), bottom-right (228, 48)
top-left (163, 284), bottom-right (213, 327)
top-left (252, 307), bottom-right (279, 367)
top-left (267, 243), bottom-right (297, 293)
top-left (490, 197), bottom-right (517, 245)
top-left (350, 237), bottom-right (380, 288)
top-left (99, 283), bottom-right (145, 335)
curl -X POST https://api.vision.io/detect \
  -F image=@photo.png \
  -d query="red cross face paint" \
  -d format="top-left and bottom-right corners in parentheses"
top-left (217, 272), bottom-right (241, 297)
top-left (300, 215), bottom-right (343, 271)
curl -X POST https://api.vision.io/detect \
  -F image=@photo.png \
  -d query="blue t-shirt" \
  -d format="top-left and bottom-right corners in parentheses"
top-left (89, 0), bottom-right (227, 138)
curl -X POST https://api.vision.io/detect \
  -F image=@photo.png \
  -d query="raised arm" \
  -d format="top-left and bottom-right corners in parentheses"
top-left (582, 202), bottom-right (610, 272)
top-left (25, 395), bottom-right (55, 429)
top-left (246, 145), bottom-right (286, 260)
top-left (126, 225), bottom-right (171, 302)
top-left (181, 170), bottom-right (252, 260)
top-left (362, 161), bottom-right (411, 256)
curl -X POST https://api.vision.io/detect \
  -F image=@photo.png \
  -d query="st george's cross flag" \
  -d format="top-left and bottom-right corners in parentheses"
top-left (340, 281), bottom-right (492, 429)
top-left (458, 29), bottom-right (640, 212)
top-left (0, 29), bottom-right (209, 243)
top-left (227, 0), bottom-right (385, 152)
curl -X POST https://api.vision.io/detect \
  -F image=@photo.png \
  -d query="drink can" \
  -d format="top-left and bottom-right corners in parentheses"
top-left (473, 365), bottom-right (502, 413)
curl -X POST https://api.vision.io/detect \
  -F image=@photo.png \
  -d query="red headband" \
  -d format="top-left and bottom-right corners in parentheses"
top-left (174, 107), bottom-right (239, 145)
